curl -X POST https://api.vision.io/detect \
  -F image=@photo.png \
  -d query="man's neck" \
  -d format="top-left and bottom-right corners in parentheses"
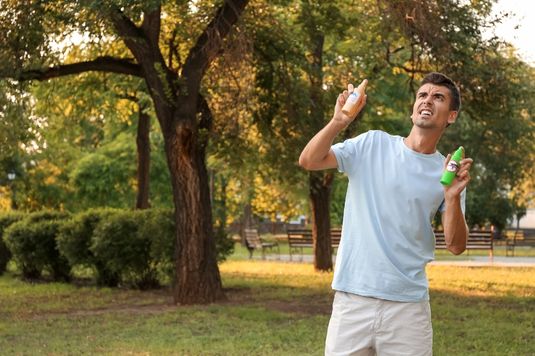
top-left (404, 128), bottom-right (442, 154)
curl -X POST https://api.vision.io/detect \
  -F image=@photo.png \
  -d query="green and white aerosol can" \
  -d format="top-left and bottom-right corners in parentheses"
top-left (440, 146), bottom-right (464, 186)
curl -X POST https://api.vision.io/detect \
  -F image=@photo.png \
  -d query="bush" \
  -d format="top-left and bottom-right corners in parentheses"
top-left (57, 208), bottom-right (120, 286)
top-left (137, 208), bottom-right (175, 283)
top-left (214, 225), bottom-right (235, 263)
top-left (0, 211), bottom-right (27, 275)
top-left (4, 211), bottom-right (71, 281)
top-left (91, 211), bottom-right (158, 289)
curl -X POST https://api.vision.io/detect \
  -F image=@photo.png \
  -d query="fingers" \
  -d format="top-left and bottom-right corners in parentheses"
top-left (335, 80), bottom-right (369, 116)
top-left (355, 94), bottom-right (368, 112)
top-left (443, 154), bottom-right (451, 170)
top-left (457, 158), bottom-right (473, 176)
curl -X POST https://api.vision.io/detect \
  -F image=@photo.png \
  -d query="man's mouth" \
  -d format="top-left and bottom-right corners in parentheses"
top-left (420, 109), bottom-right (433, 117)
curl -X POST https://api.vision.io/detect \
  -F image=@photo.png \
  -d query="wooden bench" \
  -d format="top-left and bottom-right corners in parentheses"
top-left (434, 230), bottom-right (493, 258)
top-left (505, 230), bottom-right (535, 256)
top-left (287, 229), bottom-right (342, 260)
top-left (244, 229), bottom-right (279, 259)
top-left (287, 229), bottom-right (313, 261)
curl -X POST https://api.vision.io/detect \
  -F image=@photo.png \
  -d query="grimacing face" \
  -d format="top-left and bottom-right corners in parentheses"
top-left (411, 84), bottom-right (458, 129)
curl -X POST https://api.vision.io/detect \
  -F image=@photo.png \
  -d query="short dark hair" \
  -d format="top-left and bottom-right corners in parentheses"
top-left (420, 72), bottom-right (461, 112)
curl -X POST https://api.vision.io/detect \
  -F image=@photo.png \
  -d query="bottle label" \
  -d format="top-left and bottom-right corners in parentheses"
top-left (347, 92), bottom-right (359, 104)
top-left (446, 160), bottom-right (459, 172)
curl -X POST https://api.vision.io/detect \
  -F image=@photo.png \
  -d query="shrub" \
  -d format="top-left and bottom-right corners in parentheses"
top-left (0, 211), bottom-right (27, 275)
top-left (4, 211), bottom-right (71, 281)
top-left (214, 225), bottom-right (235, 263)
top-left (57, 208), bottom-right (120, 286)
top-left (137, 208), bottom-right (175, 283)
top-left (91, 211), bottom-right (157, 289)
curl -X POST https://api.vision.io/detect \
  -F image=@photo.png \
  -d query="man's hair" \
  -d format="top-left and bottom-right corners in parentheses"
top-left (420, 72), bottom-right (461, 112)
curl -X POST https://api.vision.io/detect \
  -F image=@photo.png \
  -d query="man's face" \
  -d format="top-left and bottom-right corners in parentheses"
top-left (411, 84), bottom-right (457, 129)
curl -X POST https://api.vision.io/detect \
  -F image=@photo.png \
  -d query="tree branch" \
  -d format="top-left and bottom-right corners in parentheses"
top-left (11, 56), bottom-right (143, 81)
top-left (107, 6), bottom-right (146, 55)
top-left (182, 0), bottom-right (249, 91)
top-left (142, 3), bottom-right (161, 47)
top-left (384, 44), bottom-right (427, 75)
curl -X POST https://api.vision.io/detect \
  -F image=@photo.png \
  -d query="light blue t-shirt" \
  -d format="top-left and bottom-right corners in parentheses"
top-left (331, 130), bottom-right (465, 302)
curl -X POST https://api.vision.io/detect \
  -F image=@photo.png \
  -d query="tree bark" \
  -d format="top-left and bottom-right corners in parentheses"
top-left (304, 13), bottom-right (334, 271)
top-left (164, 115), bottom-right (224, 304)
top-left (309, 171), bottom-right (334, 271)
top-left (136, 106), bottom-right (151, 209)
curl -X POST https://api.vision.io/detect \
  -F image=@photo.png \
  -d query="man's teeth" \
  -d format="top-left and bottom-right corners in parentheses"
top-left (421, 110), bottom-right (432, 116)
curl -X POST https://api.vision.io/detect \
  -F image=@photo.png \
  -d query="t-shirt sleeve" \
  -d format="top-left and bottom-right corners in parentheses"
top-left (331, 131), bottom-right (371, 174)
top-left (438, 188), bottom-right (466, 215)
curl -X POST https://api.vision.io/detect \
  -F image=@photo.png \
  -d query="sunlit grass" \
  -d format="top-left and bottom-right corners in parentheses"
top-left (0, 260), bottom-right (533, 355)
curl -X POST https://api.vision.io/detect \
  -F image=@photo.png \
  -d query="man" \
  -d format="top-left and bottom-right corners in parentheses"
top-left (299, 72), bottom-right (473, 356)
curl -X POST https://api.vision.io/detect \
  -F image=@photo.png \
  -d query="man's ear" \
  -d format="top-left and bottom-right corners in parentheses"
top-left (447, 111), bottom-right (458, 125)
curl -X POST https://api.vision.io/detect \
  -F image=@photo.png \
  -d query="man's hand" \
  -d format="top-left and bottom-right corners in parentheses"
top-left (443, 152), bottom-right (473, 199)
top-left (333, 79), bottom-right (368, 128)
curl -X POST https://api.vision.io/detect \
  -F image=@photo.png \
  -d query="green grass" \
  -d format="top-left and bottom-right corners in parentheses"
top-left (0, 260), bottom-right (534, 355)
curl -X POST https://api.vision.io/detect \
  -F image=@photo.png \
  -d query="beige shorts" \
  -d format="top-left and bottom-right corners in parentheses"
top-left (325, 291), bottom-right (433, 356)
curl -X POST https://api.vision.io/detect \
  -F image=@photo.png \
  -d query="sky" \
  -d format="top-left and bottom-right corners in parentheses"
top-left (488, 0), bottom-right (535, 65)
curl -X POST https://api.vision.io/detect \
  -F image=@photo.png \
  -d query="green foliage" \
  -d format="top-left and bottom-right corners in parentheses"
top-left (329, 175), bottom-right (347, 227)
top-left (136, 208), bottom-right (176, 282)
top-left (0, 81), bottom-right (35, 161)
top-left (214, 225), bottom-right (235, 263)
top-left (90, 209), bottom-right (176, 289)
top-left (57, 208), bottom-right (121, 285)
top-left (69, 133), bottom-right (136, 209)
top-left (4, 211), bottom-right (71, 281)
top-left (91, 211), bottom-right (160, 289)
top-left (0, 211), bottom-right (26, 275)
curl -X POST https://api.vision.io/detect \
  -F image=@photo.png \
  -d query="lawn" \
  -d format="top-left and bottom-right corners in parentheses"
top-left (0, 260), bottom-right (534, 355)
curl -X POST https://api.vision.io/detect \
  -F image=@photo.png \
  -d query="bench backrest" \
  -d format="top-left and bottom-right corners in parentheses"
top-left (287, 229), bottom-right (313, 246)
top-left (505, 229), bottom-right (525, 241)
top-left (244, 228), bottom-right (262, 248)
top-left (287, 229), bottom-right (343, 247)
top-left (331, 228), bottom-right (342, 247)
top-left (434, 230), bottom-right (493, 249)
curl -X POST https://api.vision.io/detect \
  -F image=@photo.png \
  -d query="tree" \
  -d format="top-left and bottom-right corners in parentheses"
top-left (0, 0), bottom-right (249, 304)
top-left (250, 0), bottom-right (405, 271)
top-left (375, 0), bottom-right (535, 230)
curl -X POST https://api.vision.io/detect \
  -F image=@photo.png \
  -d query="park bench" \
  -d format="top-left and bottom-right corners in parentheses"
top-left (434, 229), bottom-right (493, 258)
top-left (287, 229), bottom-right (313, 261)
top-left (287, 228), bottom-right (342, 260)
top-left (331, 228), bottom-right (342, 251)
top-left (244, 228), bottom-right (279, 260)
top-left (505, 229), bottom-right (535, 256)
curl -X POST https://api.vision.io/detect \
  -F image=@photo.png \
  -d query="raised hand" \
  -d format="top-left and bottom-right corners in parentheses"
top-left (333, 79), bottom-right (368, 128)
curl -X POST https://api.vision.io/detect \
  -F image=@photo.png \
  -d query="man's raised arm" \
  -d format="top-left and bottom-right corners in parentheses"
top-left (299, 80), bottom-right (368, 171)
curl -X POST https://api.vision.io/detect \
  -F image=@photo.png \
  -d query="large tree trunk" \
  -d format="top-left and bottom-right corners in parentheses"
top-left (305, 20), bottom-right (334, 271)
top-left (164, 117), bottom-right (224, 304)
top-left (136, 107), bottom-right (151, 209)
top-left (309, 171), bottom-right (334, 271)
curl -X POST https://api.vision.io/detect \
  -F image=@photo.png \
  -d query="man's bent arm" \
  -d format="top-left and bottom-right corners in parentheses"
top-left (441, 197), bottom-right (468, 255)
top-left (299, 80), bottom-right (368, 171)
top-left (298, 119), bottom-right (346, 171)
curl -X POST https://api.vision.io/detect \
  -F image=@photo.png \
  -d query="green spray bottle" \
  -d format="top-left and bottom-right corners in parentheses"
top-left (440, 146), bottom-right (464, 186)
